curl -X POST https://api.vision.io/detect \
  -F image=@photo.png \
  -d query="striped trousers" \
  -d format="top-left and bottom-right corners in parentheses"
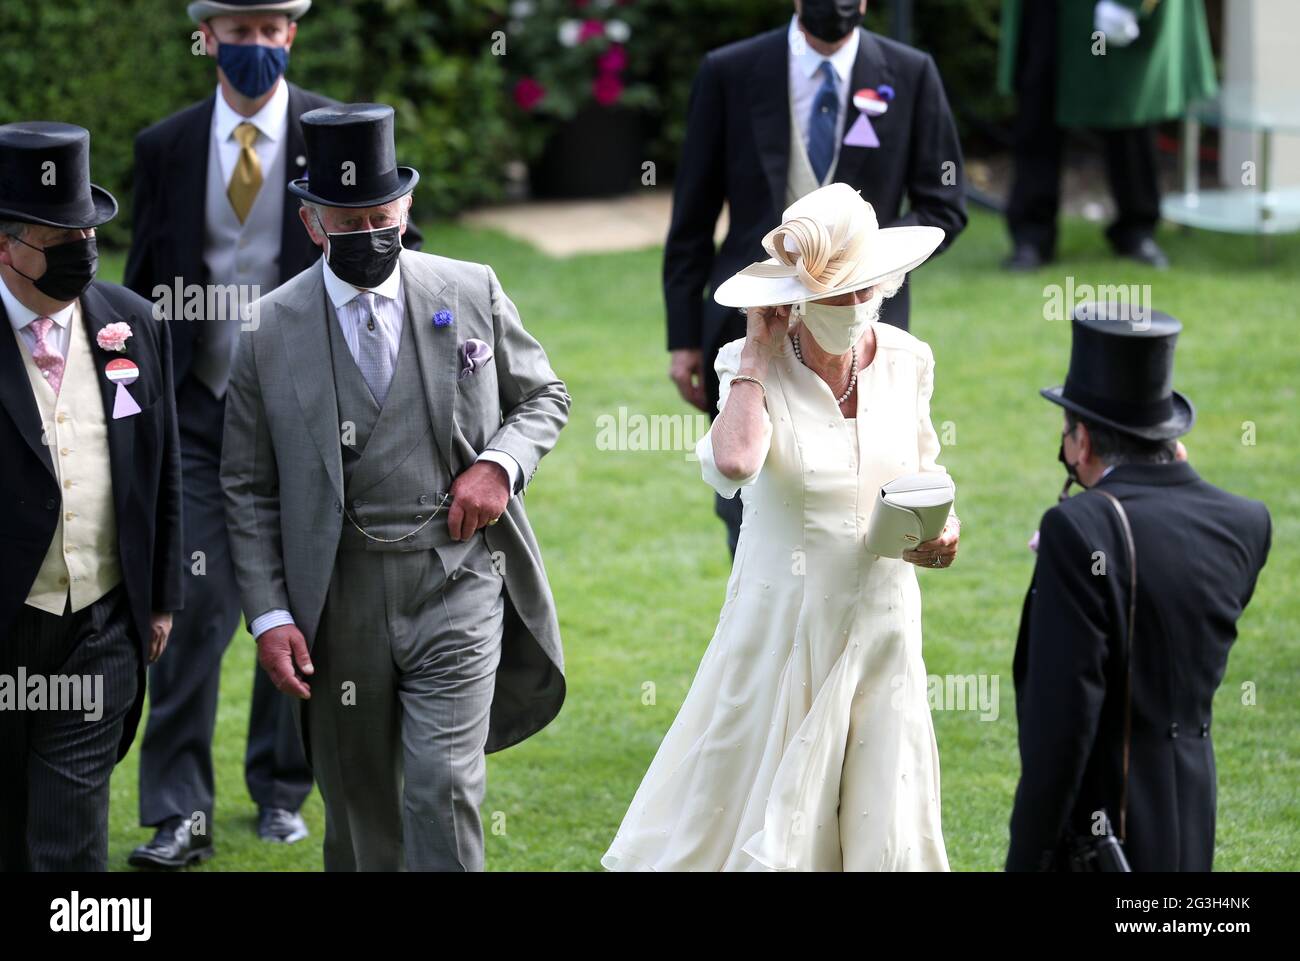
top-left (0, 586), bottom-right (138, 871)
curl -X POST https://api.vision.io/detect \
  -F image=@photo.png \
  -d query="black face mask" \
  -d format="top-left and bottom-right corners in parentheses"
top-left (800, 0), bottom-right (862, 44)
top-left (12, 234), bottom-right (98, 302)
top-left (325, 224), bottom-right (402, 290)
top-left (1058, 436), bottom-right (1087, 500)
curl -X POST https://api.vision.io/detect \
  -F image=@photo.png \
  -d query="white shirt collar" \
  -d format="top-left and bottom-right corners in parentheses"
top-left (321, 253), bottom-right (403, 309)
top-left (213, 76), bottom-right (289, 145)
top-left (789, 14), bottom-right (861, 83)
top-left (0, 272), bottom-right (76, 332)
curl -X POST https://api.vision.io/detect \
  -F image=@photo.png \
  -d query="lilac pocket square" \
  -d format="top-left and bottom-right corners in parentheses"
top-left (459, 338), bottom-right (493, 380)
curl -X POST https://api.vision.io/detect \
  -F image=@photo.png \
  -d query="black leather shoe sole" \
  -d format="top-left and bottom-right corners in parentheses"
top-left (127, 843), bottom-right (215, 870)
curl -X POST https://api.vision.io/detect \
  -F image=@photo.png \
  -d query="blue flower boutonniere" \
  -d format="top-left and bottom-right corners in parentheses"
top-left (433, 309), bottom-right (454, 328)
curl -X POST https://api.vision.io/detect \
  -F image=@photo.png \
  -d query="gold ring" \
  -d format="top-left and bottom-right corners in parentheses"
top-left (488, 517), bottom-right (500, 526)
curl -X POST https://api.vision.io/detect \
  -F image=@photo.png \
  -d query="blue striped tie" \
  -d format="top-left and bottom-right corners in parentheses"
top-left (807, 60), bottom-right (839, 184)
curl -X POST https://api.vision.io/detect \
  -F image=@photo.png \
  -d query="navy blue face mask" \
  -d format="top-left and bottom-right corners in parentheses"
top-left (217, 42), bottom-right (289, 99)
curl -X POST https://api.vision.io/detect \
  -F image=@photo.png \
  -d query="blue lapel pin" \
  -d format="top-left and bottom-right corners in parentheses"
top-left (433, 309), bottom-right (453, 328)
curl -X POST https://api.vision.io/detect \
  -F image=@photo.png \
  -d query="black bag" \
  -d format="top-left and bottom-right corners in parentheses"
top-left (1069, 825), bottom-right (1131, 872)
top-left (1066, 490), bottom-right (1136, 873)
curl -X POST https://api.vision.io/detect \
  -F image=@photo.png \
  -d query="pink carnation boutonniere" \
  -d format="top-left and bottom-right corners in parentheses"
top-left (97, 322), bottom-right (133, 353)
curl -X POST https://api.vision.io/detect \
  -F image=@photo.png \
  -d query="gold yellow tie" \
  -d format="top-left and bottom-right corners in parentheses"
top-left (227, 122), bottom-right (263, 224)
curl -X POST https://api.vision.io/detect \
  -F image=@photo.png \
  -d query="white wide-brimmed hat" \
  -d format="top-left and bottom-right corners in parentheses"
top-left (713, 182), bottom-right (945, 309)
top-left (188, 0), bottom-right (312, 22)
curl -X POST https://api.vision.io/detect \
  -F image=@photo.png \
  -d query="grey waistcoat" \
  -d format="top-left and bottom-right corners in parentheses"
top-left (326, 299), bottom-right (476, 567)
top-left (198, 125), bottom-right (286, 395)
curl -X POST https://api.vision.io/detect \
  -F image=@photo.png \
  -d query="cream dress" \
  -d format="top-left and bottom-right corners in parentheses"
top-left (602, 322), bottom-right (950, 871)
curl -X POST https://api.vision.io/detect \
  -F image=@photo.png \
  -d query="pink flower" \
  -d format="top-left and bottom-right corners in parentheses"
top-left (513, 76), bottom-right (545, 111)
top-left (592, 72), bottom-right (624, 106)
top-left (577, 18), bottom-right (605, 43)
top-left (597, 43), bottom-right (627, 74)
top-left (96, 322), bottom-right (133, 352)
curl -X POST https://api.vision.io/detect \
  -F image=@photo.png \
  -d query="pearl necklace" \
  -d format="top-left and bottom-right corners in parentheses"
top-left (791, 330), bottom-right (857, 406)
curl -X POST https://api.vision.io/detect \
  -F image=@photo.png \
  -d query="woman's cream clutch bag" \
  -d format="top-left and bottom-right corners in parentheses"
top-left (864, 473), bottom-right (955, 558)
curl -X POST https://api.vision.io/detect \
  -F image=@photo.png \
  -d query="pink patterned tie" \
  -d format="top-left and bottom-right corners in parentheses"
top-left (29, 317), bottom-right (65, 395)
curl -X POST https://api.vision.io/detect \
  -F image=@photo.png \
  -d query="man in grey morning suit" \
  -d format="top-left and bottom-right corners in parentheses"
top-left (220, 104), bottom-right (570, 871)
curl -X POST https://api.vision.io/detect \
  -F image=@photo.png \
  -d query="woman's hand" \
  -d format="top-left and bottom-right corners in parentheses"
top-left (742, 304), bottom-right (792, 372)
top-left (904, 515), bottom-right (959, 570)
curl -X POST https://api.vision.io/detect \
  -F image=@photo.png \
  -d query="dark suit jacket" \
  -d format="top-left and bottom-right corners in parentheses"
top-left (123, 82), bottom-right (337, 388)
top-left (0, 281), bottom-right (184, 759)
top-left (663, 25), bottom-right (968, 407)
top-left (1007, 462), bottom-right (1272, 871)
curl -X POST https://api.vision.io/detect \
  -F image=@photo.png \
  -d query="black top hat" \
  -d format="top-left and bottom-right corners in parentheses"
top-left (0, 122), bottom-right (118, 229)
top-left (287, 104), bottom-right (419, 209)
top-left (1040, 302), bottom-right (1195, 441)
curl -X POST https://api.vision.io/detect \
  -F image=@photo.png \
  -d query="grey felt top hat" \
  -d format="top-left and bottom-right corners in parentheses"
top-left (188, 1), bottom-right (312, 22)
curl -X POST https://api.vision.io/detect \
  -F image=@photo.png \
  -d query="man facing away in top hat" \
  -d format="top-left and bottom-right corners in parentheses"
top-left (123, 0), bottom-right (332, 867)
top-left (221, 103), bottom-right (570, 871)
top-left (1007, 303), bottom-right (1272, 871)
top-left (664, 0), bottom-right (968, 556)
top-left (0, 121), bottom-right (183, 871)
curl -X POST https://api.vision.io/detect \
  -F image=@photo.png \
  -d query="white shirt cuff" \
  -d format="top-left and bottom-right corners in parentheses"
top-left (249, 609), bottom-right (295, 640)
top-left (477, 449), bottom-right (522, 495)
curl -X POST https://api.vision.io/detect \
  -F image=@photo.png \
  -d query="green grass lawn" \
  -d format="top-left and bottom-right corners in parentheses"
top-left (99, 208), bottom-right (1298, 871)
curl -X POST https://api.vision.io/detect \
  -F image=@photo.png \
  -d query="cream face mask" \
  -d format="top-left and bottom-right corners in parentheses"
top-left (792, 298), bottom-right (876, 355)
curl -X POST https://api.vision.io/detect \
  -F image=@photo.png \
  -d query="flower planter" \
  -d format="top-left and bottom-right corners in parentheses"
top-left (529, 104), bottom-right (645, 200)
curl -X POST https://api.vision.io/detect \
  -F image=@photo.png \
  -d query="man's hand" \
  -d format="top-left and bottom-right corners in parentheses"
top-left (148, 612), bottom-right (173, 663)
top-left (669, 348), bottom-right (707, 412)
top-left (448, 460), bottom-right (511, 541)
top-left (257, 624), bottom-right (314, 700)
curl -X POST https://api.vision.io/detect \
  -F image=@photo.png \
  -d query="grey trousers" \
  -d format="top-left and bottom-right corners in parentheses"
top-left (306, 538), bottom-right (504, 872)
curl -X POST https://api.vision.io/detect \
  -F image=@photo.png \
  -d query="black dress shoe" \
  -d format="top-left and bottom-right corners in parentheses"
top-left (127, 815), bottom-right (214, 869)
top-left (1115, 236), bottom-right (1170, 269)
top-left (258, 807), bottom-right (309, 844)
top-left (1002, 243), bottom-right (1050, 271)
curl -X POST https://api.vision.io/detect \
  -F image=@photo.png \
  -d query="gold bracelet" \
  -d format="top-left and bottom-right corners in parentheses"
top-left (729, 374), bottom-right (767, 401)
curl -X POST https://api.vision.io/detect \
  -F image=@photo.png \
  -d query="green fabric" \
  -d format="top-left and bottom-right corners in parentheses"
top-left (996, 0), bottom-right (1022, 98)
top-left (998, 0), bottom-right (1219, 128)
